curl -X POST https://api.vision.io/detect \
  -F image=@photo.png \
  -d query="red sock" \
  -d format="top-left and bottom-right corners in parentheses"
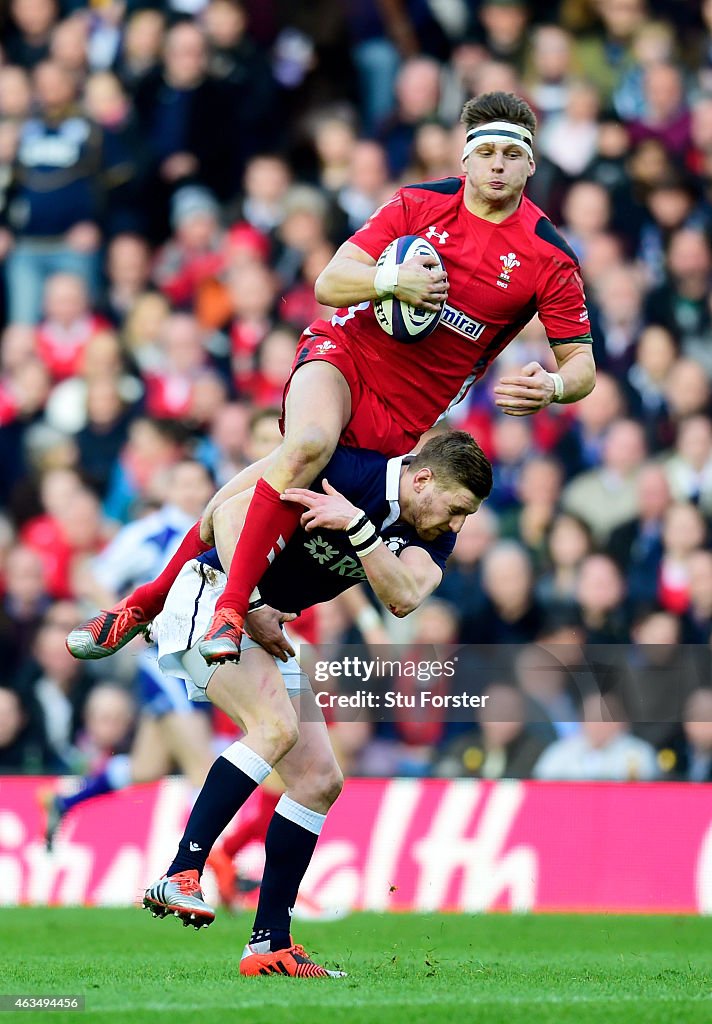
top-left (129, 521), bottom-right (211, 618)
top-left (215, 479), bottom-right (302, 618)
top-left (223, 789), bottom-right (281, 859)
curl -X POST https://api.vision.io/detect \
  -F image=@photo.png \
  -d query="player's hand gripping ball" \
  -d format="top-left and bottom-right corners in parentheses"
top-left (373, 235), bottom-right (445, 342)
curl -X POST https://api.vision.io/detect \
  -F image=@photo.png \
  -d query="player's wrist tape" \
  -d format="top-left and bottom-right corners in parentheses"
top-left (547, 372), bottom-right (565, 402)
top-left (248, 587), bottom-right (264, 613)
top-left (346, 511), bottom-right (383, 558)
top-left (374, 262), bottom-right (399, 298)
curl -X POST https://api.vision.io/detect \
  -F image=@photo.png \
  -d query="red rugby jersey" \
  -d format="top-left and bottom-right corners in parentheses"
top-left (306, 176), bottom-right (590, 436)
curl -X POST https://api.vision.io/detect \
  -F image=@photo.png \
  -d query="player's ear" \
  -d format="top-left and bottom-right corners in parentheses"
top-left (528, 158), bottom-right (536, 177)
top-left (413, 468), bottom-right (433, 491)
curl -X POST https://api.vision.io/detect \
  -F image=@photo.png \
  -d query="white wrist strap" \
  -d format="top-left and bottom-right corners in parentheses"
top-left (374, 262), bottom-right (399, 298)
top-left (346, 510), bottom-right (383, 558)
top-left (547, 372), bottom-right (565, 402)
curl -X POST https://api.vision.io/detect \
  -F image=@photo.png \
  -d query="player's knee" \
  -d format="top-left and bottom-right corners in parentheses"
top-left (311, 761), bottom-right (344, 808)
top-left (256, 716), bottom-right (300, 762)
top-left (281, 425), bottom-right (335, 477)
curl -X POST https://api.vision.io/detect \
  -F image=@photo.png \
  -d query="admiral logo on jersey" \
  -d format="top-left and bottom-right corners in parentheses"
top-left (439, 304), bottom-right (487, 340)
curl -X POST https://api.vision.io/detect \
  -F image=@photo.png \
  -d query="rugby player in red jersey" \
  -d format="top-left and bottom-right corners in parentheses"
top-left (66, 90), bottom-right (595, 666)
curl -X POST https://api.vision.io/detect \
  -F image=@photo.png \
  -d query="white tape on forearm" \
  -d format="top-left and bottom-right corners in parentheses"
top-left (374, 262), bottom-right (399, 298)
top-left (547, 372), bottom-right (565, 402)
top-left (346, 510), bottom-right (383, 558)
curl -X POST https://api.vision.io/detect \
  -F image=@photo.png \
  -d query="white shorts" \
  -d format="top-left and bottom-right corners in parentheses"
top-left (152, 560), bottom-right (309, 702)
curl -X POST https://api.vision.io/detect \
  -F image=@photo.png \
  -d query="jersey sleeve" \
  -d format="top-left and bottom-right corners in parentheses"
top-left (399, 527), bottom-right (456, 575)
top-left (535, 236), bottom-right (592, 345)
top-left (349, 190), bottom-right (410, 260)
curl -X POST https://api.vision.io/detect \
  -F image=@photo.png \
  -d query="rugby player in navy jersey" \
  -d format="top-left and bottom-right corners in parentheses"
top-left (66, 90), bottom-right (595, 670)
top-left (142, 431), bottom-right (492, 978)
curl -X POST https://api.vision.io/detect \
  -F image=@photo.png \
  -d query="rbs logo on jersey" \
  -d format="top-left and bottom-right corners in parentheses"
top-left (304, 534), bottom-right (367, 579)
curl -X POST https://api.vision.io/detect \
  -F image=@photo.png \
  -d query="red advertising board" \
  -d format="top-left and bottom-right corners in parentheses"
top-left (1, 777), bottom-right (711, 912)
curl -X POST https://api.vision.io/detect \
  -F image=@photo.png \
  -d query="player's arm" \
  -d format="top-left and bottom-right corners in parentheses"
top-left (358, 542), bottom-right (442, 618)
top-left (282, 480), bottom-right (442, 618)
top-left (493, 340), bottom-right (596, 416)
top-left (314, 240), bottom-right (447, 312)
top-left (495, 239), bottom-right (596, 415)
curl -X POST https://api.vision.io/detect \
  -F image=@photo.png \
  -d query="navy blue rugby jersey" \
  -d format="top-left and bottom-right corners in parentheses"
top-left (198, 445), bottom-right (456, 614)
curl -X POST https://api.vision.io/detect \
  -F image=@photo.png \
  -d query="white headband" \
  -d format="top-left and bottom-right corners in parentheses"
top-left (462, 120), bottom-right (534, 160)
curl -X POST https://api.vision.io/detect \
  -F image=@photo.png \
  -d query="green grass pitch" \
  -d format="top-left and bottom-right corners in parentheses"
top-left (3, 909), bottom-right (712, 1024)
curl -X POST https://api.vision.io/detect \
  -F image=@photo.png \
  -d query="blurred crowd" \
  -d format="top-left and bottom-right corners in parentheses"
top-left (2, 0), bottom-right (712, 782)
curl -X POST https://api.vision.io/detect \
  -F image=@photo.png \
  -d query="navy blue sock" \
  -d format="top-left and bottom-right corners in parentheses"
top-left (251, 807), bottom-right (321, 952)
top-left (57, 755), bottom-right (132, 814)
top-left (168, 755), bottom-right (261, 877)
top-left (57, 770), bottom-right (113, 814)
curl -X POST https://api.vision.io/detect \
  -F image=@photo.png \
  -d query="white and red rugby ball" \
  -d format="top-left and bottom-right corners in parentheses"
top-left (373, 235), bottom-right (444, 343)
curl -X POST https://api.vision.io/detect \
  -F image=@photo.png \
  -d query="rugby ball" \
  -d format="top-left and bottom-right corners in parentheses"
top-left (373, 235), bottom-right (444, 343)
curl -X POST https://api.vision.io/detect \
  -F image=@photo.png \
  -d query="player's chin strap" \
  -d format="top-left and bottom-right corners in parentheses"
top-left (462, 121), bottom-right (534, 160)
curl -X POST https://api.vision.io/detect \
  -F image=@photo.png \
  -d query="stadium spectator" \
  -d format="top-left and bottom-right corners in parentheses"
top-left (533, 693), bottom-right (659, 781)
top-left (607, 463), bottom-right (670, 604)
top-left (657, 502), bottom-right (707, 615)
top-left (0, 545), bottom-right (50, 679)
top-left (331, 140), bottom-right (391, 238)
top-left (435, 504), bottom-right (499, 642)
top-left (645, 228), bottom-right (712, 345)
top-left (538, 81), bottom-right (600, 179)
top-left (153, 185), bottom-right (225, 312)
top-left (536, 512), bottom-right (592, 612)
top-left (98, 233), bottom-right (153, 328)
top-left (133, 20), bottom-right (243, 235)
top-left (663, 415), bottom-right (712, 512)
top-left (103, 417), bottom-right (189, 523)
top-left (16, 600), bottom-right (94, 768)
top-left (35, 272), bottom-right (110, 382)
top-left (673, 688), bottom-right (712, 782)
top-left (5, 0), bottom-right (59, 70)
top-left (474, 541), bottom-right (543, 645)
top-left (476, 0), bottom-right (530, 75)
top-left (112, 7), bottom-right (165, 94)
top-left (433, 683), bottom-right (550, 780)
top-left (559, 180), bottom-right (612, 263)
top-left (121, 291), bottom-right (170, 374)
top-left (589, 264), bottom-right (645, 376)
top-left (624, 326), bottom-right (676, 449)
top-left (661, 360), bottom-right (711, 428)
top-left (573, 0), bottom-right (646, 108)
top-left (377, 56), bottom-right (442, 176)
top-left (562, 418), bottom-right (646, 543)
top-left (4, 60), bottom-right (109, 323)
top-left (622, 607), bottom-right (695, 749)
top-left (514, 642), bottom-right (581, 739)
top-left (201, 0), bottom-right (277, 156)
top-left (681, 550), bottom-right (712, 643)
top-left (498, 455), bottom-right (563, 559)
top-left (626, 62), bottom-right (691, 156)
top-left (524, 25), bottom-right (575, 119)
top-left (143, 313), bottom-right (208, 421)
top-left (575, 554), bottom-right (629, 643)
top-left (76, 682), bottom-right (136, 768)
top-left (0, 686), bottom-right (53, 773)
top-left (554, 371), bottom-right (625, 480)
top-left (235, 154), bottom-right (291, 236)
